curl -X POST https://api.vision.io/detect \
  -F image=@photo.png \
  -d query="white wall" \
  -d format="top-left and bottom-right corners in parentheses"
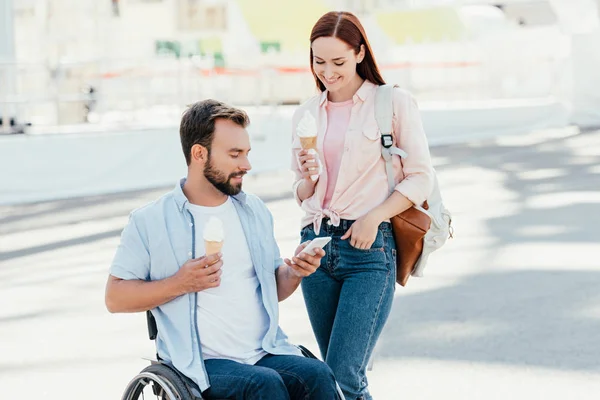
top-left (0, 100), bottom-right (569, 205)
top-left (549, 0), bottom-right (600, 127)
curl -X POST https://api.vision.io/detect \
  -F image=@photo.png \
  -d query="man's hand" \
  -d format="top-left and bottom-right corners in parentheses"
top-left (283, 241), bottom-right (325, 278)
top-left (174, 253), bottom-right (223, 294)
top-left (277, 242), bottom-right (326, 301)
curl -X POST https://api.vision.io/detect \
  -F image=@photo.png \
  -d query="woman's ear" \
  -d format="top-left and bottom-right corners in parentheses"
top-left (357, 44), bottom-right (366, 63)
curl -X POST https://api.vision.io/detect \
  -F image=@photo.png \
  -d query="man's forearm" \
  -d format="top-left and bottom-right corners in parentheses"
top-left (276, 264), bottom-right (303, 302)
top-left (105, 275), bottom-right (185, 313)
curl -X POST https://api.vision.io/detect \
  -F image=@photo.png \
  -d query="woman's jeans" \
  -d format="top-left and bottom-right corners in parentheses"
top-left (300, 219), bottom-right (396, 400)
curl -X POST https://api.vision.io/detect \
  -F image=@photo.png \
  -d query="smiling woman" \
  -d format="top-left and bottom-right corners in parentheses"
top-left (309, 11), bottom-right (385, 99)
top-left (290, 10), bottom-right (436, 400)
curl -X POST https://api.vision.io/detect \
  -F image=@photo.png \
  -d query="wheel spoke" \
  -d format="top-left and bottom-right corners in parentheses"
top-left (123, 368), bottom-right (188, 400)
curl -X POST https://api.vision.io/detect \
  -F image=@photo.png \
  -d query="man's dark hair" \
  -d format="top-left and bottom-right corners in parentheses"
top-left (180, 99), bottom-right (250, 165)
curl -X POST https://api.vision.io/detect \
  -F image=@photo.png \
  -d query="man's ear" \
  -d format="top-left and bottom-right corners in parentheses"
top-left (191, 144), bottom-right (208, 163)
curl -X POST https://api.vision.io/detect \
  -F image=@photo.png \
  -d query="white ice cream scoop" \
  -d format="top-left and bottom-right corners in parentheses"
top-left (296, 111), bottom-right (321, 181)
top-left (296, 110), bottom-right (318, 138)
top-left (203, 216), bottom-right (224, 243)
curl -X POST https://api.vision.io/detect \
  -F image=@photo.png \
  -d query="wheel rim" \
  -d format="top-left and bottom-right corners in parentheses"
top-left (123, 372), bottom-right (183, 400)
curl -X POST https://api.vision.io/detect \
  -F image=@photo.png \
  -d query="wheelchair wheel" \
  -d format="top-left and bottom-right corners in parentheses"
top-left (121, 364), bottom-right (194, 400)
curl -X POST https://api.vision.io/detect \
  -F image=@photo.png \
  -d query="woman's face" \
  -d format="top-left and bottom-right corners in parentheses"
top-left (311, 36), bottom-right (364, 94)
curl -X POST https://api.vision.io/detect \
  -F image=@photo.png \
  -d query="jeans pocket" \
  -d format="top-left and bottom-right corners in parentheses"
top-left (300, 225), bottom-right (316, 243)
top-left (361, 229), bottom-right (385, 252)
top-left (340, 230), bottom-right (385, 254)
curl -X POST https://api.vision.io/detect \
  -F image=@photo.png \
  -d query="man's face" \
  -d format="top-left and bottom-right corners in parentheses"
top-left (202, 119), bottom-right (252, 196)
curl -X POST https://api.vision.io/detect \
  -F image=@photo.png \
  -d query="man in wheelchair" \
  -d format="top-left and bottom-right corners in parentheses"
top-left (105, 100), bottom-right (339, 399)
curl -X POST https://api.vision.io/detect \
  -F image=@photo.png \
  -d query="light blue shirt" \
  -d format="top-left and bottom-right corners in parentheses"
top-left (110, 178), bottom-right (302, 394)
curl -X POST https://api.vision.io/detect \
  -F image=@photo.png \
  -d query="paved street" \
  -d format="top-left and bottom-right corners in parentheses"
top-left (1, 128), bottom-right (599, 399)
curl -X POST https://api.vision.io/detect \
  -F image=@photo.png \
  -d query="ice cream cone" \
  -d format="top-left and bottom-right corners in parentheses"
top-left (296, 110), bottom-right (321, 181)
top-left (299, 136), bottom-right (317, 151)
top-left (203, 216), bottom-right (224, 256)
top-left (205, 240), bottom-right (223, 256)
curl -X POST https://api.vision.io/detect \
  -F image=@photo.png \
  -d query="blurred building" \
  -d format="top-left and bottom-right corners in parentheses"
top-left (4, 0), bottom-right (583, 125)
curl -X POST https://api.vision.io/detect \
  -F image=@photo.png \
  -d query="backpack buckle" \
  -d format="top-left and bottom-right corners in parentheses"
top-left (381, 134), bottom-right (393, 148)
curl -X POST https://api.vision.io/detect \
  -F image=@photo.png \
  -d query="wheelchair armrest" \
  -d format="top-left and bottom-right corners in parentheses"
top-left (147, 310), bottom-right (158, 340)
top-left (297, 345), bottom-right (319, 360)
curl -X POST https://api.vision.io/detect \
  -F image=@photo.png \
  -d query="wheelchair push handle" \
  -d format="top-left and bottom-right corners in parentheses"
top-left (147, 310), bottom-right (158, 340)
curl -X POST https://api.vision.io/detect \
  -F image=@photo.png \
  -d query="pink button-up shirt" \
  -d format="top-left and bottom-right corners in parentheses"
top-left (291, 80), bottom-right (434, 234)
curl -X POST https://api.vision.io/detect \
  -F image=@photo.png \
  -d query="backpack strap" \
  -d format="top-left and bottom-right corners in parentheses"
top-left (374, 84), bottom-right (408, 194)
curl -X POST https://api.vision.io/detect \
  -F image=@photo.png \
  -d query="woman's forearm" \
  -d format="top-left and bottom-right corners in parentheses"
top-left (369, 191), bottom-right (413, 222)
top-left (296, 178), bottom-right (317, 202)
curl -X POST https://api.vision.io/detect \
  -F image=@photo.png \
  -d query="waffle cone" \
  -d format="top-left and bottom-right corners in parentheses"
top-left (299, 136), bottom-right (317, 150)
top-left (205, 240), bottom-right (223, 255)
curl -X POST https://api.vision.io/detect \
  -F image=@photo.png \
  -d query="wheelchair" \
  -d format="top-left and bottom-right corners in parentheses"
top-left (121, 311), bottom-right (344, 399)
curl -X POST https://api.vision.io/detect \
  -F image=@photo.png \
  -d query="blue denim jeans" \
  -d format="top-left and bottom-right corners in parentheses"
top-left (202, 354), bottom-right (338, 399)
top-left (300, 219), bottom-right (396, 400)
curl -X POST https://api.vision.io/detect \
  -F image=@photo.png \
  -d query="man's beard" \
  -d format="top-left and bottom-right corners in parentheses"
top-left (204, 157), bottom-right (245, 196)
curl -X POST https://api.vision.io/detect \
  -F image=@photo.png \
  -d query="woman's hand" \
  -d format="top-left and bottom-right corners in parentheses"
top-left (341, 213), bottom-right (381, 250)
top-left (297, 149), bottom-right (320, 182)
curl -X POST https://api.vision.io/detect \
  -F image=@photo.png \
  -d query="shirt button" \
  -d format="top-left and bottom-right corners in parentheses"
top-left (189, 222), bottom-right (193, 227)
top-left (188, 252), bottom-right (192, 257)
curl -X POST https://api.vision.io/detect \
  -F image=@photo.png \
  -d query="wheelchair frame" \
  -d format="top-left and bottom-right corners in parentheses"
top-left (120, 310), bottom-right (344, 400)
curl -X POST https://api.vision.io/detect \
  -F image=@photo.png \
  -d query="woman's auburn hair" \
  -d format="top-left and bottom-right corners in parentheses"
top-left (309, 11), bottom-right (386, 91)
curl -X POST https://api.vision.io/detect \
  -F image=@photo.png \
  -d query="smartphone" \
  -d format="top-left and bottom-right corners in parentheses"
top-left (299, 237), bottom-right (332, 256)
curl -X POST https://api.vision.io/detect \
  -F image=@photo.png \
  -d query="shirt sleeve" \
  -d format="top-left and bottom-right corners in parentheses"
top-left (392, 89), bottom-right (434, 206)
top-left (267, 209), bottom-right (284, 272)
top-left (110, 213), bottom-right (151, 281)
top-left (290, 107), bottom-right (305, 207)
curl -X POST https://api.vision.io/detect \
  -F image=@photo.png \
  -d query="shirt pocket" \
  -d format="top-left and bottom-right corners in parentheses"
top-left (149, 236), bottom-right (188, 281)
top-left (357, 120), bottom-right (383, 171)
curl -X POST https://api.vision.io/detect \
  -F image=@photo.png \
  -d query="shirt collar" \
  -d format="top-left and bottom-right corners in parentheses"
top-left (318, 79), bottom-right (377, 108)
top-left (174, 177), bottom-right (248, 213)
top-left (318, 90), bottom-right (328, 107)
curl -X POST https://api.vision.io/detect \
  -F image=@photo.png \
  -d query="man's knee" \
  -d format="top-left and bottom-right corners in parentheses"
top-left (296, 359), bottom-right (338, 396)
top-left (244, 367), bottom-right (288, 399)
top-left (308, 359), bottom-right (336, 383)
